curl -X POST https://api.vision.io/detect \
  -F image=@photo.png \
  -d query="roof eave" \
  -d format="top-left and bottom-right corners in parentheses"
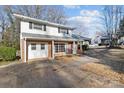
top-left (13, 13), bottom-right (75, 30)
top-left (25, 37), bottom-right (78, 41)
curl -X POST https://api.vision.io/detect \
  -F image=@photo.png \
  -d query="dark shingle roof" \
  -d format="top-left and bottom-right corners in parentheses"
top-left (72, 34), bottom-right (91, 41)
top-left (22, 33), bottom-right (77, 41)
top-left (101, 36), bottom-right (109, 40)
top-left (80, 36), bottom-right (91, 41)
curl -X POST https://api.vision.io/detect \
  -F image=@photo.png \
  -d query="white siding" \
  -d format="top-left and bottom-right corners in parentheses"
top-left (20, 21), bottom-right (72, 38)
top-left (46, 25), bottom-right (63, 36)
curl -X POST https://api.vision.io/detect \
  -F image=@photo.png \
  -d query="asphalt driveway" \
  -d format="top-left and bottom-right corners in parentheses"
top-left (0, 54), bottom-right (124, 88)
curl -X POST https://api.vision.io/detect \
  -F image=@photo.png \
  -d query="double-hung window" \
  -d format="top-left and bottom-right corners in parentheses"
top-left (31, 44), bottom-right (36, 50)
top-left (41, 44), bottom-right (45, 50)
top-left (58, 27), bottom-right (69, 34)
top-left (33, 23), bottom-right (42, 30)
top-left (29, 22), bottom-right (46, 31)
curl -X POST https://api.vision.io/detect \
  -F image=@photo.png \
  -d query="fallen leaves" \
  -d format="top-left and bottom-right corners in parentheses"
top-left (81, 63), bottom-right (124, 83)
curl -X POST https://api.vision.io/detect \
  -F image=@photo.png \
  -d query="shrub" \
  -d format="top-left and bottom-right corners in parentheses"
top-left (82, 44), bottom-right (89, 50)
top-left (0, 57), bottom-right (2, 61)
top-left (0, 47), bottom-right (16, 61)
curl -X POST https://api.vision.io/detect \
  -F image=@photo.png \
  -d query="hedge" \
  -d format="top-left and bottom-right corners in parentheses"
top-left (0, 47), bottom-right (16, 61)
top-left (82, 44), bottom-right (89, 50)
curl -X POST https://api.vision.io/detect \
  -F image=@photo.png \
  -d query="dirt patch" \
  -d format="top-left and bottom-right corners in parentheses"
top-left (81, 62), bottom-right (124, 84)
top-left (55, 55), bottom-right (79, 63)
top-left (55, 55), bottom-right (99, 64)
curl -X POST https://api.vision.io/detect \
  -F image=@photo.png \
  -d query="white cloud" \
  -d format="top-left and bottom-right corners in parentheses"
top-left (68, 16), bottom-right (93, 25)
top-left (64, 5), bottom-right (80, 9)
top-left (80, 10), bottom-right (101, 17)
top-left (67, 10), bottom-right (103, 38)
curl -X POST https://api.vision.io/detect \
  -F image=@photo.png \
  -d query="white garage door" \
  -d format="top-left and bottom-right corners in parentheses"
top-left (28, 43), bottom-right (48, 60)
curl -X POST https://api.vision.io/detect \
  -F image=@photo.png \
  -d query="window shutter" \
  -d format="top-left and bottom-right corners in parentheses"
top-left (58, 27), bottom-right (60, 33)
top-left (29, 22), bottom-right (32, 29)
top-left (67, 29), bottom-right (69, 34)
top-left (44, 25), bottom-right (46, 31)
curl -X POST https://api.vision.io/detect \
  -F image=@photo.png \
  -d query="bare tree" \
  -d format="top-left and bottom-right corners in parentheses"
top-left (0, 5), bottom-right (67, 49)
top-left (0, 10), bottom-right (8, 39)
top-left (43, 6), bottom-right (67, 24)
top-left (4, 5), bottom-right (14, 24)
top-left (100, 5), bottom-right (124, 47)
top-left (3, 5), bottom-right (67, 24)
top-left (14, 5), bottom-right (44, 19)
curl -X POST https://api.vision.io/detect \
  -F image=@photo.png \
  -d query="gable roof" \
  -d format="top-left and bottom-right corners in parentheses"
top-left (72, 34), bottom-right (91, 41)
top-left (13, 13), bottom-right (75, 30)
top-left (100, 36), bottom-right (109, 40)
top-left (80, 36), bottom-right (91, 41)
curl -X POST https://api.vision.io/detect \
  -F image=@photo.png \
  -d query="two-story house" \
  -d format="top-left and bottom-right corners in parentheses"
top-left (14, 14), bottom-right (80, 63)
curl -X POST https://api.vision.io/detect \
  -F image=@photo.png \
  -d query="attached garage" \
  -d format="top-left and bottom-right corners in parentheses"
top-left (23, 39), bottom-right (52, 62)
top-left (20, 33), bottom-right (77, 62)
top-left (28, 43), bottom-right (48, 60)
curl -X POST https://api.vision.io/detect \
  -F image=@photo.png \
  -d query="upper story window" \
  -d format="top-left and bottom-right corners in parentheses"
top-left (34, 23), bottom-right (42, 30)
top-left (29, 22), bottom-right (46, 31)
top-left (58, 27), bottom-right (69, 34)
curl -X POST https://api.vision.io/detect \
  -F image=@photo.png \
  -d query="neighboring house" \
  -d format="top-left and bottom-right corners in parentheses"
top-left (72, 34), bottom-right (91, 52)
top-left (118, 36), bottom-right (124, 45)
top-left (14, 14), bottom-right (83, 63)
top-left (117, 30), bottom-right (124, 45)
top-left (100, 36), bottom-right (109, 45)
top-left (93, 35), bottom-right (109, 45)
top-left (0, 32), bottom-right (2, 42)
top-left (72, 34), bottom-right (91, 45)
top-left (80, 36), bottom-right (91, 45)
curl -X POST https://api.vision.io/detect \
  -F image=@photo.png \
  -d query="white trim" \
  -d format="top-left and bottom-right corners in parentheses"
top-left (24, 38), bottom-right (27, 63)
top-left (52, 40), bottom-right (55, 59)
top-left (20, 39), bottom-right (22, 62)
top-left (65, 43), bottom-right (68, 54)
top-left (73, 41), bottom-right (77, 54)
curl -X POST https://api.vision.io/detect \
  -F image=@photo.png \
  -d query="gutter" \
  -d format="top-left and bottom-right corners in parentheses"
top-left (25, 37), bottom-right (78, 42)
